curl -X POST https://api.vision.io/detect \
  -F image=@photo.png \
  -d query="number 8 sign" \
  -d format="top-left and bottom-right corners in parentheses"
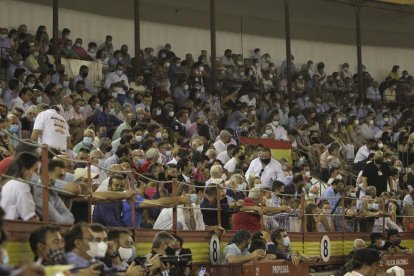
top-left (320, 235), bottom-right (331, 262)
top-left (210, 234), bottom-right (221, 265)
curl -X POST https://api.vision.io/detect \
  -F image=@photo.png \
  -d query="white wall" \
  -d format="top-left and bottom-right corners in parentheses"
top-left (1, 0), bottom-right (413, 80)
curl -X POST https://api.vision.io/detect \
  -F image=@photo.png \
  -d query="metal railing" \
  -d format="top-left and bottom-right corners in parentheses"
top-left (1, 131), bottom-right (413, 236)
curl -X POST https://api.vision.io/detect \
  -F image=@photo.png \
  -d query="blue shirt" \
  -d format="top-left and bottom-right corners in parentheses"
top-left (94, 112), bottom-right (122, 132)
top-left (122, 195), bottom-right (145, 228)
top-left (65, 252), bottom-right (96, 270)
top-left (322, 186), bottom-right (340, 209)
top-left (2, 88), bottom-right (14, 107)
top-left (93, 201), bottom-right (124, 227)
top-left (172, 86), bottom-right (189, 108)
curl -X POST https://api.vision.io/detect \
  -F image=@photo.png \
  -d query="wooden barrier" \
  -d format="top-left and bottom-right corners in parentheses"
top-left (4, 220), bottom-right (414, 271)
top-left (192, 260), bottom-right (309, 276)
top-left (378, 254), bottom-right (414, 276)
top-left (243, 260), bottom-right (309, 275)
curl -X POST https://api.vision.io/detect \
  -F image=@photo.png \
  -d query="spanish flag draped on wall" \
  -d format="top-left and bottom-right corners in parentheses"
top-left (239, 137), bottom-right (293, 165)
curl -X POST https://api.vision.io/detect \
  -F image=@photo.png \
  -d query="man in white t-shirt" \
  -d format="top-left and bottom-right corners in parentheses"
top-left (104, 62), bottom-right (129, 98)
top-left (31, 107), bottom-right (71, 151)
top-left (213, 130), bottom-right (232, 154)
top-left (153, 203), bottom-right (205, 231)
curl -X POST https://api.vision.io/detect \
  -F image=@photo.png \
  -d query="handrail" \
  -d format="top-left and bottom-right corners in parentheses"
top-left (4, 127), bottom-right (413, 234)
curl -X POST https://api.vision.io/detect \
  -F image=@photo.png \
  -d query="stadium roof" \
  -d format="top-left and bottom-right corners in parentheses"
top-left (379, 0), bottom-right (414, 4)
top-left (14, 0), bottom-right (414, 47)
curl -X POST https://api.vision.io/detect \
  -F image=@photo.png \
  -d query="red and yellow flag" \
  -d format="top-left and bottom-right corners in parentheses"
top-left (239, 137), bottom-right (293, 165)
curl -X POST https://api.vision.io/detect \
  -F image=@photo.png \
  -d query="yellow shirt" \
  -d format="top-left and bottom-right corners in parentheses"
top-left (24, 55), bottom-right (39, 72)
top-left (383, 88), bottom-right (396, 102)
top-left (388, 72), bottom-right (399, 80)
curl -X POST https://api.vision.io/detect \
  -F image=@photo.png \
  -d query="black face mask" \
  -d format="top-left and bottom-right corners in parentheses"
top-left (106, 145), bottom-right (113, 152)
top-left (260, 158), bottom-right (271, 165)
top-left (165, 246), bottom-right (176, 256)
top-left (157, 172), bottom-right (166, 181)
top-left (239, 154), bottom-right (245, 161)
top-left (81, 72), bottom-right (88, 78)
top-left (374, 158), bottom-right (383, 165)
top-left (58, 70), bottom-right (65, 75)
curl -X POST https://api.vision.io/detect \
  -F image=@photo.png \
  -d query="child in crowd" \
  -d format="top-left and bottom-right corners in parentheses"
top-left (318, 200), bottom-right (334, 232)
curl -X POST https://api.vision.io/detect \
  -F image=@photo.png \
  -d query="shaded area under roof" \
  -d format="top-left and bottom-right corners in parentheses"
top-left (10, 0), bottom-right (414, 48)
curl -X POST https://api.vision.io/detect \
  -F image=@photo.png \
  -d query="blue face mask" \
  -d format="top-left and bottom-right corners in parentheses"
top-left (8, 124), bottom-right (18, 134)
top-left (135, 159), bottom-right (144, 166)
top-left (63, 173), bottom-right (75, 182)
top-left (83, 137), bottom-right (93, 146)
top-left (30, 174), bottom-right (40, 183)
top-left (190, 193), bottom-right (198, 203)
top-left (54, 179), bottom-right (67, 190)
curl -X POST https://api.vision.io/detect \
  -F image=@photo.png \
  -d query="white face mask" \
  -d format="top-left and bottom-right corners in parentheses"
top-left (272, 121), bottom-right (279, 126)
top-left (116, 70), bottom-right (123, 75)
top-left (118, 247), bottom-right (133, 261)
top-left (380, 240), bottom-right (385, 247)
top-left (155, 132), bottom-right (162, 139)
top-left (197, 145), bottom-right (204, 153)
top-left (283, 236), bottom-right (290, 247)
top-left (87, 241), bottom-right (108, 258)
top-left (63, 80), bottom-right (70, 88)
top-left (168, 111), bottom-right (175, 117)
top-left (184, 85), bottom-right (189, 90)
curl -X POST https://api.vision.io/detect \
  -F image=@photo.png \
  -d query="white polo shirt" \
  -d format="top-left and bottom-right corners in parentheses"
top-left (224, 157), bottom-right (237, 173)
top-left (0, 179), bottom-right (36, 221)
top-left (153, 204), bottom-right (205, 231)
top-left (104, 71), bottom-right (129, 95)
top-left (245, 157), bottom-right (283, 189)
top-left (354, 145), bottom-right (372, 163)
top-left (213, 139), bottom-right (227, 154)
top-left (33, 109), bottom-right (70, 151)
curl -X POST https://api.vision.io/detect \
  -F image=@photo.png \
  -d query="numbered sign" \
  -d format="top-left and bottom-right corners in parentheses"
top-left (320, 235), bottom-right (331, 262)
top-left (209, 234), bottom-right (220, 265)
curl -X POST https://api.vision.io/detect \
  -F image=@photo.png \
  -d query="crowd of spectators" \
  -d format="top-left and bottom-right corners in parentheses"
top-left (1, 22), bottom-right (414, 274)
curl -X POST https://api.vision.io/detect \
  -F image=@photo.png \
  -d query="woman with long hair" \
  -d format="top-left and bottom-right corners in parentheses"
top-left (0, 152), bottom-right (39, 221)
top-left (306, 203), bottom-right (318, 232)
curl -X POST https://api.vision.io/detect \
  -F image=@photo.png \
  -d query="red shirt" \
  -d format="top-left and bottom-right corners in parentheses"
top-left (232, 198), bottom-right (261, 231)
top-left (0, 156), bottom-right (14, 174)
top-left (139, 160), bottom-right (151, 174)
